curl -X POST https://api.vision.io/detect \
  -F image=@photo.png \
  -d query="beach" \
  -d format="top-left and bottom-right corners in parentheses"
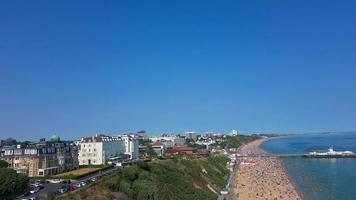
top-left (229, 139), bottom-right (302, 200)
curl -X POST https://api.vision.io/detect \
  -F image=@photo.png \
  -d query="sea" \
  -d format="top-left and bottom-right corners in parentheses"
top-left (261, 132), bottom-right (356, 200)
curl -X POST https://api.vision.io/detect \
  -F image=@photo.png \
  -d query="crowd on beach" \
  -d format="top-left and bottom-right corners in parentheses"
top-left (227, 140), bottom-right (302, 200)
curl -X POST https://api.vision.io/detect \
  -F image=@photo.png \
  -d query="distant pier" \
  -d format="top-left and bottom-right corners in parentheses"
top-left (303, 154), bottom-right (356, 158)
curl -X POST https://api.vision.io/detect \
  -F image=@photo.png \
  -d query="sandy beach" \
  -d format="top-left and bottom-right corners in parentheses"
top-left (229, 139), bottom-right (302, 200)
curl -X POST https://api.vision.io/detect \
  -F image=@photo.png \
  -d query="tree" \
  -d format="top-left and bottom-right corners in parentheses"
top-left (139, 139), bottom-right (152, 146)
top-left (0, 160), bottom-right (8, 168)
top-left (145, 145), bottom-right (157, 158)
top-left (0, 168), bottom-right (29, 200)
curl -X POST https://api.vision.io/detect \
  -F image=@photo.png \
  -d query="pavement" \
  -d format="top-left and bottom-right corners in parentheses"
top-left (19, 166), bottom-right (121, 200)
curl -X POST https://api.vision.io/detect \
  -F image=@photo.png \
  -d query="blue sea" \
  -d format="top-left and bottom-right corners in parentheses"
top-left (261, 132), bottom-right (356, 200)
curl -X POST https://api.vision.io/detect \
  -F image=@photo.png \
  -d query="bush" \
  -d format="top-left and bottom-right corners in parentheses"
top-left (136, 161), bottom-right (150, 170)
top-left (79, 189), bottom-right (87, 199)
top-left (47, 193), bottom-right (56, 200)
top-left (0, 160), bottom-right (8, 168)
top-left (119, 180), bottom-right (133, 199)
top-left (122, 167), bottom-right (140, 182)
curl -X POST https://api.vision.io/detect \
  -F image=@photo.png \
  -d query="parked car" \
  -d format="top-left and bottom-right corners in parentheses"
top-left (31, 182), bottom-right (43, 188)
top-left (74, 182), bottom-right (82, 188)
top-left (29, 187), bottom-right (40, 194)
top-left (48, 179), bottom-right (62, 184)
top-left (57, 188), bottom-right (67, 194)
top-left (69, 183), bottom-right (78, 190)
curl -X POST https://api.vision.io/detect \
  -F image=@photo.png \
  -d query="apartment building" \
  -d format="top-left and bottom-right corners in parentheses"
top-left (78, 135), bottom-right (126, 165)
top-left (78, 134), bottom-right (139, 164)
top-left (122, 134), bottom-right (139, 160)
top-left (0, 135), bottom-right (78, 177)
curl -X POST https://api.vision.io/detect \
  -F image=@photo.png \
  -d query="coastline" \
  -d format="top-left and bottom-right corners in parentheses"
top-left (260, 139), bottom-right (305, 200)
top-left (229, 138), bottom-right (302, 200)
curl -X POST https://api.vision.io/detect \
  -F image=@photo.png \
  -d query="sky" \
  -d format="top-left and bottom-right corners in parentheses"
top-left (1, 0), bottom-right (356, 140)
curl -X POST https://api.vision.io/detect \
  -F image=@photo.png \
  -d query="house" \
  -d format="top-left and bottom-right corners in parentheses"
top-left (152, 142), bottom-right (165, 157)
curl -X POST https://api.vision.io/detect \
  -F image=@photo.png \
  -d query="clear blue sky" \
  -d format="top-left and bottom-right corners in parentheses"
top-left (1, 1), bottom-right (356, 140)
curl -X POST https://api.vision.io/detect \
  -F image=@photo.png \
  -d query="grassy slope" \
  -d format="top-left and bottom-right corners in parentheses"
top-left (58, 156), bottom-right (229, 200)
top-left (58, 135), bottom-right (261, 200)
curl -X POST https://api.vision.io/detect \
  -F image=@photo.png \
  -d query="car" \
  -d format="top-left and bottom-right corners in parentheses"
top-left (31, 183), bottom-right (43, 187)
top-left (74, 182), bottom-right (82, 188)
top-left (57, 188), bottom-right (67, 194)
top-left (29, 188), bottom-right (40, 194)
top-left (80, 181), bottom-right (86, 187)
top-left (19, 191), bottom-right (30, 197)
top-left (29, 197), bottom-right (37, 200)
top-left (90, 177), bottom-right (96, 182)
top-left (48, 179), bottom-right (62, 184)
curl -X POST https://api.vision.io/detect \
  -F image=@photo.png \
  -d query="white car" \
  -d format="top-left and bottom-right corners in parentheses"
top-left (31, 183), bottom-right (42, 187)
top-left (29, 188), bottom-right (39, 194)
top-left (75, 182), bottom-right (82, 188)
top-left (48, 179), bottom-right (62, 184)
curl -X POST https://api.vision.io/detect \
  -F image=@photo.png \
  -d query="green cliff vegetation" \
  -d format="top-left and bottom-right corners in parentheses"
top-left (217, 135), bottom-right (261, 149)
top-left (59, 156), bottom-right (229, 200)
top-left (0, 160), bottom-right (29, 200)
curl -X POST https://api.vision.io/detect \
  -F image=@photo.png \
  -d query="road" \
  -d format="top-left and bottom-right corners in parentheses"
top-left (19, 166), bottom-right (121, 200)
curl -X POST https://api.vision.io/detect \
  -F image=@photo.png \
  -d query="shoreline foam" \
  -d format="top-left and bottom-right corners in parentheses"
top-left (228, 139), bottom-right (302, 200)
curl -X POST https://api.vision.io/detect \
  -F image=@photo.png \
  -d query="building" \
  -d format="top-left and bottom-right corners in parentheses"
top-left (196, 138), bottom-right (216, 146)
top-left (0, 137), bottom-right (17, 148)
top-left (149, 135), bottom-right (186, 146)
top-left (149, 135), bottom-right (177, 142)
top-left (186, 132), bottom-right (197, 141)
top-left (137, 130), bottom-right (147, 140)
top-left (165, 147), bottom-right (210, 157)
top-left (151, 142), bottom-right (165, 157)
top-left (78, 134), bottom-right (139, 165)
top-left (0, 134), bottom-right (78, 177)
top-left (231, 130), bottom-right (238, 136)
top-left (165, 147), bottom-right (196, 156)
top-left (122, 134), bottom-right (139, 160)
top-left (78, 135), bottom-right (125, 165)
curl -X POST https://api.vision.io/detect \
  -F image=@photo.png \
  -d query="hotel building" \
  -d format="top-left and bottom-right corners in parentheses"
top-left (0, 135), bottom-right (78, 177)
top-left (78, 134), bottom-right (139, 165)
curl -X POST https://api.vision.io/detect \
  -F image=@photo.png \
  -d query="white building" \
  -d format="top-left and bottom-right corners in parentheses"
top-left (231, 130), bottom-right (238, 136)
top-left (78, 135), bottom-right (126, 165)
top-left (149, 135), bottom-right (177, 142)
top-left (122, 134), bottom-right (139, 160)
